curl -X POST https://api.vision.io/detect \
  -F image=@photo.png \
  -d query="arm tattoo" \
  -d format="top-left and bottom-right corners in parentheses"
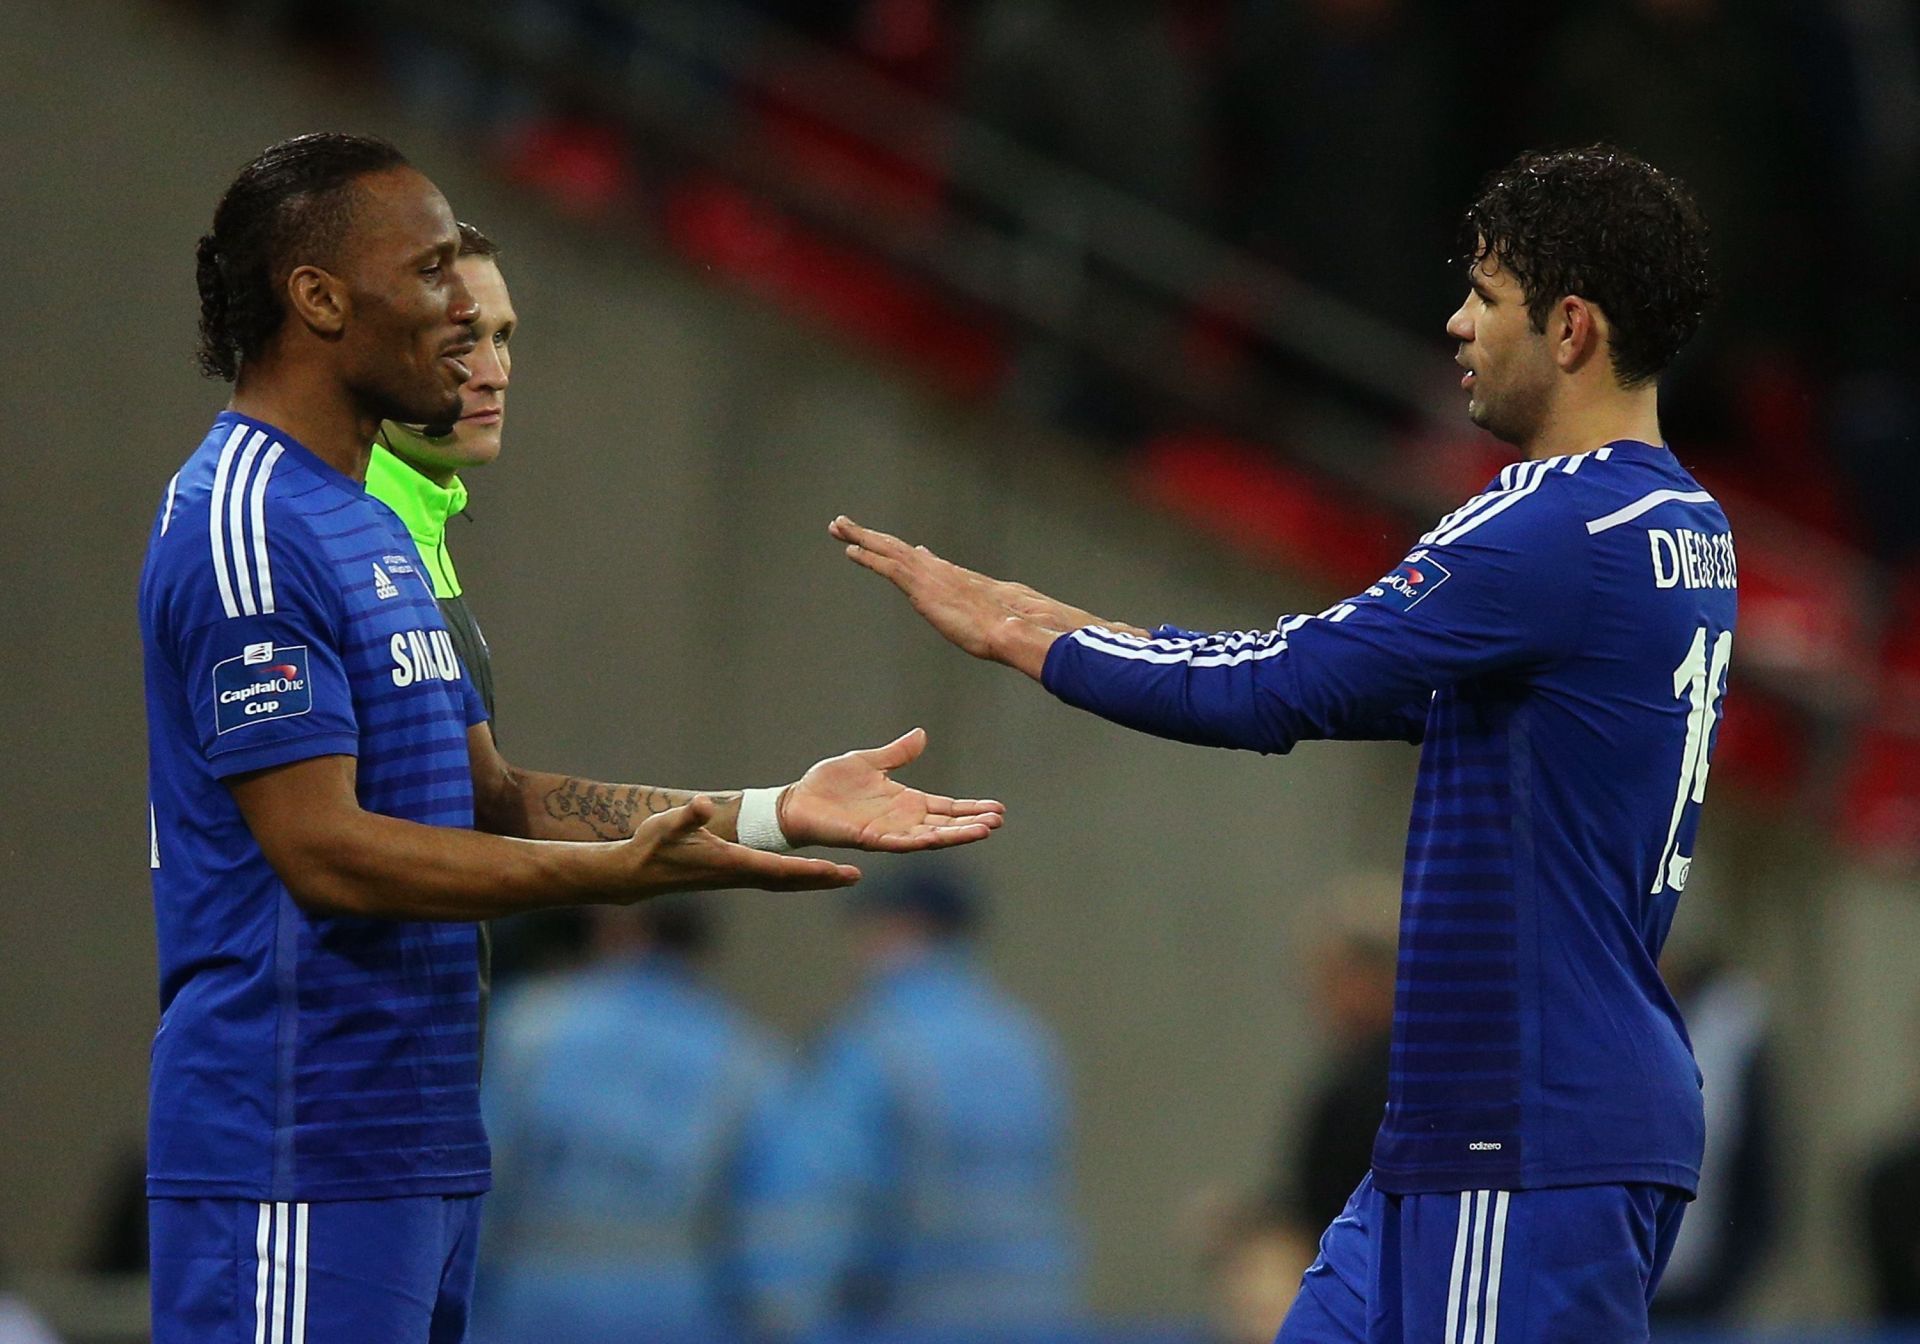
top-left (540, 778), bottom-right (739, 841)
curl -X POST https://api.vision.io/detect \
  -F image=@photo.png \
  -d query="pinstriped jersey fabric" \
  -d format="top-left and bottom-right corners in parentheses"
top-left (141, 411), bottom-right (492, 1201)
top-left (1043, 440), bottom-right (1736, 1194)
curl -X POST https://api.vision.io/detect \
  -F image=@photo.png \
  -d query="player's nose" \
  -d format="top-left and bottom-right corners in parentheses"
top-left (470, 343), bottom-right (508, 389)
top-left (446, 272), bottom-right (479, 328)
top-left (1445, 300), bottom-right (1473, 342)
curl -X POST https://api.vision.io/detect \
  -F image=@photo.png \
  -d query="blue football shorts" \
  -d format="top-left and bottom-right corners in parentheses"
top-left (150, 1193), bottom-right (483, 1343)
top-left (1278, 1175), bottom-right (1687, 1344)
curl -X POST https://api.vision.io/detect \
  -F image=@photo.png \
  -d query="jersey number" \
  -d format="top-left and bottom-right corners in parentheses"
top-left (1653, 625), bottom-right (1733, 894)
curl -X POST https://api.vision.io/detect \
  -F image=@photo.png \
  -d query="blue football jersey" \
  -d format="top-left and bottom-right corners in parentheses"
top-left (140, 411), bottom-right (492, 1202)
top-left (1043, 441), bottom-right (1735, 1195)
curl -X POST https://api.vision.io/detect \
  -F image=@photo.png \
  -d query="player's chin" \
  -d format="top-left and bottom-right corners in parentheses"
top-left (388, 385), bottom-right (464, 430)
top-left (457, 427), bottom-right (504, 465)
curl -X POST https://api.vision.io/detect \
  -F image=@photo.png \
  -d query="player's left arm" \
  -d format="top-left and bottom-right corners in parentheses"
top-left (467, 724), bottom-right (1005, 852)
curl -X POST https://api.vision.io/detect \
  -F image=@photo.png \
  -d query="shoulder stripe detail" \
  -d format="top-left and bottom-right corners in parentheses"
top-left (160, 472), bottom-right (181, 536)
top-left (227, 431), bottom-right (267, 616)
top-left (1584, 489), bottom-right (1715, 535)
top-left (1429, 460), bottom-right (1551, 546)
top-left (250, 443), bottom-right (286, 614)
top-left (209, 423), bottom-right (250, 619)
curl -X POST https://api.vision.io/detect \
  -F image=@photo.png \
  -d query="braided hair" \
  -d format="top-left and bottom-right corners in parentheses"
top-left (195, 133), bottom-right (410, 381)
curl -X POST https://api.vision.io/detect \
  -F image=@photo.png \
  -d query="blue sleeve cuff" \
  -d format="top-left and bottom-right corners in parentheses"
top-left (1038, 628), bottom-right (1079, 697)
top-left (206, 732), bottom-right (361, 780)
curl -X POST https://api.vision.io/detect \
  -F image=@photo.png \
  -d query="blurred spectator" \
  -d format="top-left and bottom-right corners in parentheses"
top-left (1868, 1140), bottom-right (1920, 1318)
top-left (1269, 887), bottom-right (1397, 1237)
top-left (1195, 1200), bottom-right (1316, 1344)
top-left (1865, 1020), bottom-right (1920, 1323)
top-left (1651, 948), bottom-right (1779, 1321)
top-left (958, 0), bottom-right (1208, 219)
top-left (1536, 0), bottom-right (1814, 343)
top-left (1217, 0), bottom-right (1463, 330)
top-left (475, 897), bottom-right (786, 1344)
top-left (0, 1299), bottom-right (60, 1344)
top-left (954, 0), bottom-right (1214, 439)
top-left (1534, 0), bottom-right (1823, 482)
top-left (1810, 0), bottom-right (1920, 564)
top-left (83, 1148), bottom-right (147, 1275)
top-left (0, 1260), bottom-right (58, 1344)
top-left (741, 871), bottom-right (1082, 1338)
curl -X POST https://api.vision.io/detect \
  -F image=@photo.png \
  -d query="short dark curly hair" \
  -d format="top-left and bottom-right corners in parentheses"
top-left (1460, 145), bottom-right (1713, 388)
top-left (195, 133), bottom-right (411, 381)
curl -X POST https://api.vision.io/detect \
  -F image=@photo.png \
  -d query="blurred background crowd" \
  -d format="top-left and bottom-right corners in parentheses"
top-left (7, 0), bottom-right (1920, 1340)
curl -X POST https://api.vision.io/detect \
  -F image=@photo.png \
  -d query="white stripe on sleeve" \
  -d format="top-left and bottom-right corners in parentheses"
top-left (161, 472), bottom-right (181, 536)
top-left (1431, 461), bottom-right (1551, 546)
top-left (227, 430), bottom-right (267, 616)
top-left (209, 423), bottom-right (249, 620)
top-left (249, 442), bottom-right (286, 614)
top-left (1070, 626), bottom-right (1293, 670)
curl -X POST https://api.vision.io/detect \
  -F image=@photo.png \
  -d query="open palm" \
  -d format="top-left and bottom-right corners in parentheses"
top-left (780, 728), bottom-right (1005, 852)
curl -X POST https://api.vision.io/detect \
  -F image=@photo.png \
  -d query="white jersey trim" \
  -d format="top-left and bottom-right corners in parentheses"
top-left (209, 423), bottom-right (250, 620)
top-left (250, 443), bottom-right (286, 614)
top-left (228, 431), bottom-right (267, 616)
top-left (1071, 625), bottom-right (1292, 670)
top-left (209, 429), bottom-right (286, 617)
top-left (1585, 488), bottom-right (1715, 535)
top-left (290, 1202), bottom-right (310, 1344)
top-left (1444, 1191), bottom-right (1472, 1343)
top-left (1445, 1188), bottom-right (1512, 1344)
top-left (270, 1200), bottom-right (289, 1344)
top-left (1428, 459), bottom-right (1553, 547)
top-left (1482, 1191), bottom-right (1512, 1344)
top-left (253, 1202), bottom-right (270, 1344)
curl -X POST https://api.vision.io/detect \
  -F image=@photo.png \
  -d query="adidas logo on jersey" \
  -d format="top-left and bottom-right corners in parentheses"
top-left (372, 563), bottom-right (400, 600)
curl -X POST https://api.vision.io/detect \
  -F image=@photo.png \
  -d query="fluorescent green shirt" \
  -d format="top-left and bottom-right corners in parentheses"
top-left (365, 443), bottom-right (468, 600)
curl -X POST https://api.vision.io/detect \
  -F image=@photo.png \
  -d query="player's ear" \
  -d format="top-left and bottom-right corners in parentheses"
top-left (1556, 295), bottom-right (1601, 373)
top-left (286, 265), bottom-right (348, 337)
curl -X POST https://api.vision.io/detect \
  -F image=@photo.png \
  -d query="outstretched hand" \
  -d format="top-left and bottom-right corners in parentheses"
top-left (829, 516), bottom-right (1108, 677)
top-left (625, 795), bottom-right (863, 894)
top-left (779, 728), bottom-right (1006, 852)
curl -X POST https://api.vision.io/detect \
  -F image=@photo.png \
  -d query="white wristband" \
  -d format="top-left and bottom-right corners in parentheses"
top-left (736, 787), bottom-right (793, 853)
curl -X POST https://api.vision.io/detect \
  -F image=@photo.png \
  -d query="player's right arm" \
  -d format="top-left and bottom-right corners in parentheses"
top-left (154, 481), bottom-right (855, 921)
top-left (834, 490), bottom-right (1583, 754)
top-left (228, 756), bottom-right (857, 919)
